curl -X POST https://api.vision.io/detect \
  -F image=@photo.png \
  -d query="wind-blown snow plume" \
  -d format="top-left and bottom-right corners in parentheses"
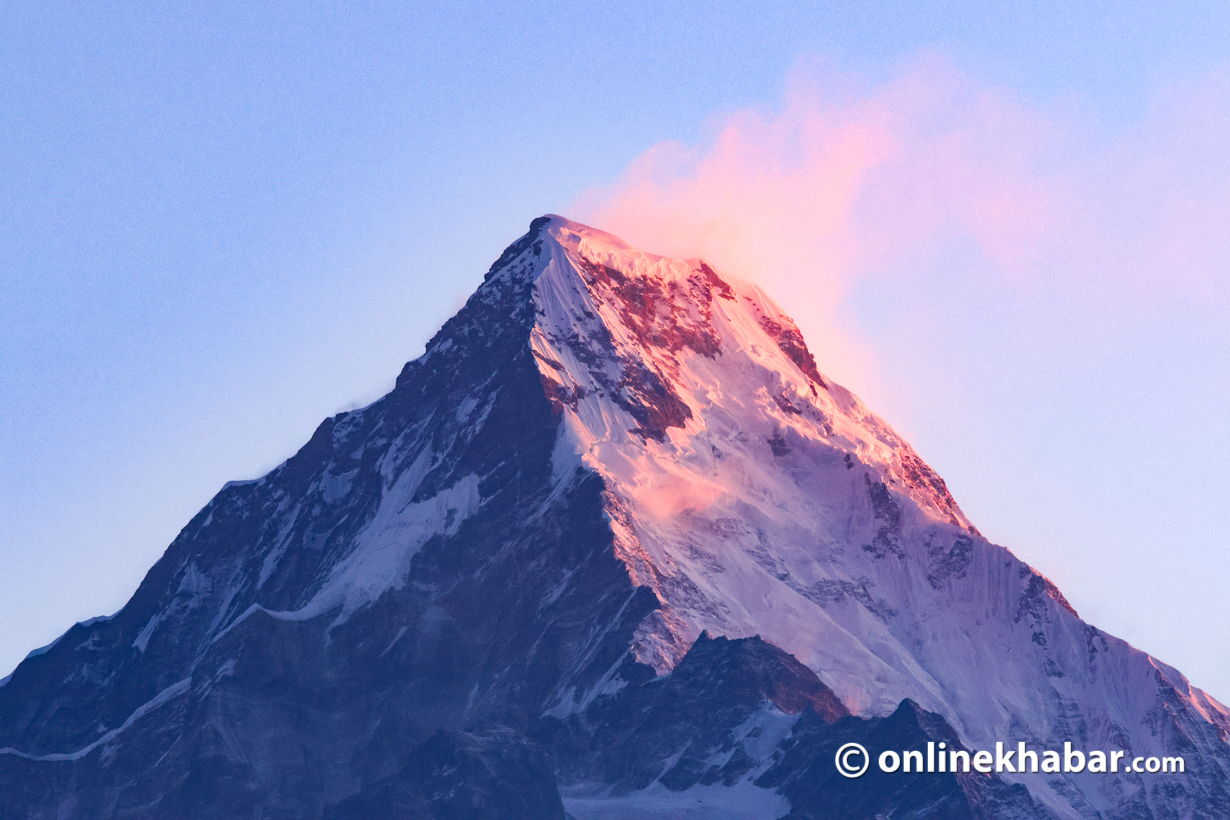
top-left (575, 54), bottom-right (1230, 370)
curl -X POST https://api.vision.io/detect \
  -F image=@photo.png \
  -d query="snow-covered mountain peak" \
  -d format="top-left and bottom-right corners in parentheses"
top-left (3, 216), bottom-right (1227, 819)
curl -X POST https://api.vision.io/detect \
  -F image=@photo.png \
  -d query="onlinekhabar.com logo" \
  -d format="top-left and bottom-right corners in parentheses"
top-left (834, 741), bottom-right (1184, 778)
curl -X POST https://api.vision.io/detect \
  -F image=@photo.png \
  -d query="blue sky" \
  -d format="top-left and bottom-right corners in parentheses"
top-left (3, 2), bottom-right (1228, 700)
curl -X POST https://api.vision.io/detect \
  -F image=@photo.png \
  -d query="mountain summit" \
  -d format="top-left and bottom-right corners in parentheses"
top-left (2, 216), bottom-right (1227, 819)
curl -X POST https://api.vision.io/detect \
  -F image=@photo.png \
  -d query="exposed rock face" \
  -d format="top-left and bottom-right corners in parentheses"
top-left (1, 216), bottom-right (1227, 819)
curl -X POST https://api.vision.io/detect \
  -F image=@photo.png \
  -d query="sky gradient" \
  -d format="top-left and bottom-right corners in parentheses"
top-left (3, 3), bottom-right (1228, 700)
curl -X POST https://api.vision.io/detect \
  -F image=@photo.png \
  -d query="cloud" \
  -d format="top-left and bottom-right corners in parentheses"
top-left (573, 54), bottom-right (1230, 391)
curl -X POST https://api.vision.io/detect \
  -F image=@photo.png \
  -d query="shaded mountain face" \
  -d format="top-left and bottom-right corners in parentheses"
top-left (1, 216), bottom-right (1227, 819)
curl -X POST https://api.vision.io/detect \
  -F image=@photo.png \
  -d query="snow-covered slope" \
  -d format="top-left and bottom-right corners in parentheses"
top-left (0, 215), bottom-right (1227, 819)
top-left (528, 216), bottom-right (1230, 817)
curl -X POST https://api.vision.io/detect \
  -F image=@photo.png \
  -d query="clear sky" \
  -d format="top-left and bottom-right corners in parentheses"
top-left (3, 2), bottom-right (1228, 701)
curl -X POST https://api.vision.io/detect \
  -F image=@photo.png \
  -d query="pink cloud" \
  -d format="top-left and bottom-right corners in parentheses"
top-left (573, 54), bottom-right (1230, 390)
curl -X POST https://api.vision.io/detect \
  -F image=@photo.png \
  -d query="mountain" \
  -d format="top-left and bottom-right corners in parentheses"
top-left (1, 216), bottom-right (1227, 819)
